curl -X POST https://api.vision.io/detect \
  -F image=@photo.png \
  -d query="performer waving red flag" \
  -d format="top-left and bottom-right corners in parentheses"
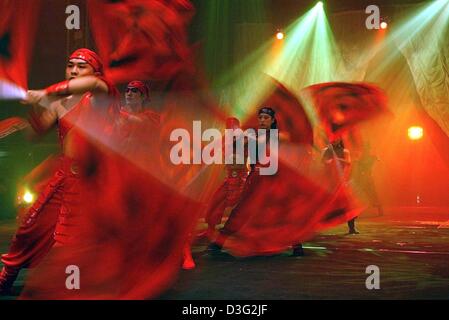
top-left (1, 48), bottom-right (200, 299)
top-left (0, 48), bottom-right (118, 295)
top-left (208, 78), bottom-right (387, 257)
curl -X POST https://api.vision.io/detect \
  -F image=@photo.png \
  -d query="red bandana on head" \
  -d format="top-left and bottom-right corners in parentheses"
top-left (69, 48), bottom-right (104, 74)
top-left (127, 80), bottom-right (149, 99)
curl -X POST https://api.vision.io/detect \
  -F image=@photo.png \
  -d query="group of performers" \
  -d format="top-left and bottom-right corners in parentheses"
top-left (0, 47), bottom-right (382, 298)
top-left (206, 107), bottom-right (281, 251)
top-left (197, 109), bottom-right (365, 257)
top-left (0, 49), bottom-right (169, 295)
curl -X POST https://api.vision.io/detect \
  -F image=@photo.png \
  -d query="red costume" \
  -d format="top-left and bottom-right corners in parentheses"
top-left (118, 109), bottom-right (160, 165)
top-left (211, 108), bottom-right (361, 257)
top-left (205, 164), bottom-right (248, 229)
top-left (3, 73), bottom-right (200, 298)
top-left (209, 80), bottom-right (388, 256)
top-left (117, 80), bottom-right (161, 173)
top-left (206, 118), bottom-right (248, 232)
top-left (0, 49), bottom-right (119, 294)
top-left (204, 118), bottom-right (248, 234)
top-left (19, 100), bottom-right (199, 299)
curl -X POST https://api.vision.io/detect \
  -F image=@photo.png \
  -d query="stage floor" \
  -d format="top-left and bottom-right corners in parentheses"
top-left (1, 215), bottom-right (449, 300)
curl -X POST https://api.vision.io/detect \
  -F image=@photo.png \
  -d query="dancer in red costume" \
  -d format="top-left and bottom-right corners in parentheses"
top-left (208, 107), bottom-right (281, 253)
top-left (1, 53), bottom-right (199, 299)
top-left (117, 81), bottom-right (160, 168)
top-left (201, 80), bottom-right (386, 257)
top-left (120, 81), bottom-right (159, 127)
top-left (321, 139), bottom-right (359, 234)
top-left (0, 48), bottom-right (119, 295)
top-left (200, 117), bottom-right (249, 240)
top-left (116, 80), bottom-right (195, 271)
top-left (208, 107), bottom-right (362, 257)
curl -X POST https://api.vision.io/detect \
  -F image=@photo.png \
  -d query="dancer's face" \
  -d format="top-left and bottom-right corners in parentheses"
top-left (65, 58), bottom-right (95, 80)
top-left (125, 87), bottom-right (145, 108)
top-left (258, 113), bottom-right (274, 129)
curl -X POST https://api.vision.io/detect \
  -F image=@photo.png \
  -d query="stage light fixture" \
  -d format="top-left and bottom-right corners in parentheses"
top-left (408, 126), bottom-right (423, 140)
top-left (276, 31), bottom-right (284, 40)
top-left (380, 21), bottom-right (388, 29)
top-left (23, 190), bottom-right (34, 204)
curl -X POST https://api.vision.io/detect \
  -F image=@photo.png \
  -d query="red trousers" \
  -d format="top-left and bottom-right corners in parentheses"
top-left (205, 170), bottom-right (247, 227)
top-left (1, 157), bottom-right (79, 270)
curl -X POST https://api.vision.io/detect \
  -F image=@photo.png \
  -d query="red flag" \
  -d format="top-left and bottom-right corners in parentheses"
top-left (0, 0), bottom-right (40, 90)
top-left (243, 75), bottom-right (313, 145)
top-left (214, 79), bottom-right (366, 257)
top-left (88, 0), bottom-right (195, 84)
top-left (302, 82), bottom-right (388, 140)
top-left (20, 108), bottom-right (201, 299)
top-left (219, 162), bottom-right (361, 257)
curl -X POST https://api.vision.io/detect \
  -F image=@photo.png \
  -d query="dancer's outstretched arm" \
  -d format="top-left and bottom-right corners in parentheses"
top-left (24, 76), bottom-right (109, 105)
top-left (21, 76), bottom-right (109, 134)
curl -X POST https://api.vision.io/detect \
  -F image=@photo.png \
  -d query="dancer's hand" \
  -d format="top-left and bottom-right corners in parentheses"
top-left (22, 90), bottom-right (47, 105)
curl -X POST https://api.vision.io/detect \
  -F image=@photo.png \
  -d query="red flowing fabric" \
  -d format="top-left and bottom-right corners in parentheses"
top-left (302, 82), bottom-right (388, 140)
top-left (117, 109), bottom-right (161, 172)
top-left (221, 163), bottom-right (361, 257)
top-left (0, 117), bottom-right (28, 139)
top-left (2, 0), bottom-right (204, 299)
top-left (0, 0), bottom-right (40, 89)
top-left (218, 80), bottom-right (387, 257)
top-left (19, 102), bottom-right (200, 299)
top-left (87, 0), bottom-right (195, 84)
top-left (155, 69), bottom-right (228, 204)
top-left (243, 76), bottom-right (313, 145)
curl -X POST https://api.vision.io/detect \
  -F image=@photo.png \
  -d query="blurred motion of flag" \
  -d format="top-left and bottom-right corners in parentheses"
top-left (0, 0), bottom-right (40, 98)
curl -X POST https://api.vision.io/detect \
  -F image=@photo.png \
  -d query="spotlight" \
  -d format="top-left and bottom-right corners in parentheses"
top-left (317, 1), bottom-right (323, 8)
top-left (23, 190), bottom-right (34, 204)
top-left (379, 16), bottom-right (390, 30)
top-left (408, 126), bottom-right (423, 140)
top-left (276, 30), bottom-right (284, 40)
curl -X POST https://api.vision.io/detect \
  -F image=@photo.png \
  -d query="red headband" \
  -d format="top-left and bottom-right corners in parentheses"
top-left (69, 48), bottom-right (103, 74)
top-left (127, 81), bottom-right (149, 99)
